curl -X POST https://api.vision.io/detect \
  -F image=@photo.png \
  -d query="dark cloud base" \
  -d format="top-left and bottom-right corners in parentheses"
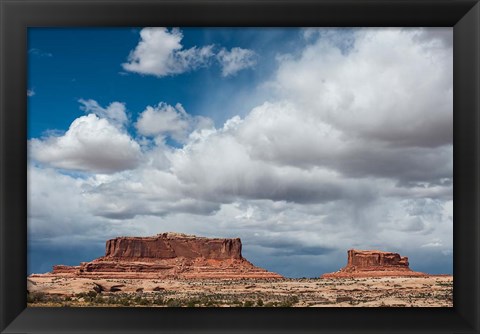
top-left (28, 242), bottom-right (104, 275)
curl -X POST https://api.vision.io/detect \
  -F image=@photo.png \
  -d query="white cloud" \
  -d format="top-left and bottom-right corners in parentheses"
top-left (272, 28), bottom-right (452, 148)
top-left (30, 113), bottom-right (142, 173)
top-left (123, 28), bottom-right (258, 78)
top-left (217, 47), bottom-right (257, 76)
top-left (79, 99), bottom-right (128, 128)
top-left (135, 102), bottom-right (213, 142)
top-left (122, 27), bottom-right (214, 77)
top-left (28, 165), bottom-right (95, 241)
top-left (29, 48), bottom-right (53, 57)
top-left (27, 89), bottom-right (35, 97)
top-left (135, 103), bottom-right (190, 140)
top-left (28, 164), bottom-right (150, 248)
top-left (421, 241), bottom-right (443, 248)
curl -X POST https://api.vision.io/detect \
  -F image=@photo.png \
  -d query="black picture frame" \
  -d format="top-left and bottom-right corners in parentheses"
top-left (1, 0), bottom-right (479, 333)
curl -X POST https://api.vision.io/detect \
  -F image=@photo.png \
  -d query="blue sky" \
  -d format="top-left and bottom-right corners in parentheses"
top-left (28, 28), bottom-right (305, 139)
top-left (28, 27), bottom-right (453, 277)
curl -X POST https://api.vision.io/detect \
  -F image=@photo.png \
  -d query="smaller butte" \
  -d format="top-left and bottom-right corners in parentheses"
top-left (321, 249), bottom-right (427, 278)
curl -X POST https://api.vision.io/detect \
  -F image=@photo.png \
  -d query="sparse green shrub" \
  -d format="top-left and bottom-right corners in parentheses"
top-left (27, 292), bottom-right (47, 303)
top-left (153, 297), bottom-right (165, 305)
top-left (139, 298), bottom-right (150, 306)
top-left (204, 300), bottom-right (215, 307)
top-left (166, 298), bottom-right (182, 307)
top-left (94, 295), bottom-right (105, 304)
top-left (87, 291), bottom-right (97, 298)
top-left (278, 295), bottom-right (300, 307)
top-left (119, 297), bottom-right (130, 306)
top-left (187, 300), bottom-right (198, 307)
top-left (243, 300), bottom-right (254, 307)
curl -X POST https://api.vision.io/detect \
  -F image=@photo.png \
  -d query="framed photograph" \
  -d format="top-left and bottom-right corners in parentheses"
top-left (1, 0), bottom-right (479, 333)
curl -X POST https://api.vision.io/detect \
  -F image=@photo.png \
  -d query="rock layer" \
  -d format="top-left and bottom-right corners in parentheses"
top-left (105, 233), bottom-right (242, 260)
top-left (47, 233), bottom-right (282, 279)
top-left (321, 249), bottom-right (427, 278)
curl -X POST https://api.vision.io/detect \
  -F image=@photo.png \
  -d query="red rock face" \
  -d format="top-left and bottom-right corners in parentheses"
top-left (321, 249), bottom-right (426, 278)
top-left (346, 249), bottom-right (409, 268)
top-left (104, 233), bottom-right (242, 260)
top-left (48, 233), bottom-right (282, 279)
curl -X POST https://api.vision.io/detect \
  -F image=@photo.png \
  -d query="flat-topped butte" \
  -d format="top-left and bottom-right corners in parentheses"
top-left (36, 233), bottom-right (283, 280)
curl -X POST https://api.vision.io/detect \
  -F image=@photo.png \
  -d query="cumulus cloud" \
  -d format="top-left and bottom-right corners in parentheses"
top-left (302, 28), bottom-right (356, 55)
top-left (272, 28), bottom-right (452, 149)
top-left (28, 164), bottom-right (151, 251)
top-left (169, 127), bottom-right (378, 205)
top-left (122, 27), bottom-right (214, 77)
top-left (28, 165), bottom-right (97, 242)
top-left (135, 102), bottom-right (214, 142)
top-left (217, 47), bottom-right (257, 76)
top-left (123, 28), bottom-right (257, 78)
top-left (79, 99), bottom-right (128, 128)
top-left (27, 89), bottom-right (35, 97)
top-left (135, 103), bottom-right (190, 140)
top-left (30, 113), bottom-right (142, 173)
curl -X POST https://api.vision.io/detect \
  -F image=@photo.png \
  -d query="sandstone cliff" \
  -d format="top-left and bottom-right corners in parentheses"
top-left (49, 233), bottom-right (282, 279)
top-left (321, 249), bottom-right (427, 278)
top-left (104, 232), bottom-right (242, 260)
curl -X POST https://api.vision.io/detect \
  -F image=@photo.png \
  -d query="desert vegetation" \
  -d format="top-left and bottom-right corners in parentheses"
top-left (27, 276), bottom-right (452, 307)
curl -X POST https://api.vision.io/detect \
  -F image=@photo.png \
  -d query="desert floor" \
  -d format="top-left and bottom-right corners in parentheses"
top-left (27, 275), bottom-right (453, 307)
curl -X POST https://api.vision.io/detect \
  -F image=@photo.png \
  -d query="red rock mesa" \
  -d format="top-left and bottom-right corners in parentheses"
top-left (45, 233), bottom-right (283, 279)
top-left (321, 249), bottom-right (427, 278)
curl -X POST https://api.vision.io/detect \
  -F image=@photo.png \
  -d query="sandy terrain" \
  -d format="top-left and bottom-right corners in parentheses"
top-left (27, 275), bottom-right (452, 307)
